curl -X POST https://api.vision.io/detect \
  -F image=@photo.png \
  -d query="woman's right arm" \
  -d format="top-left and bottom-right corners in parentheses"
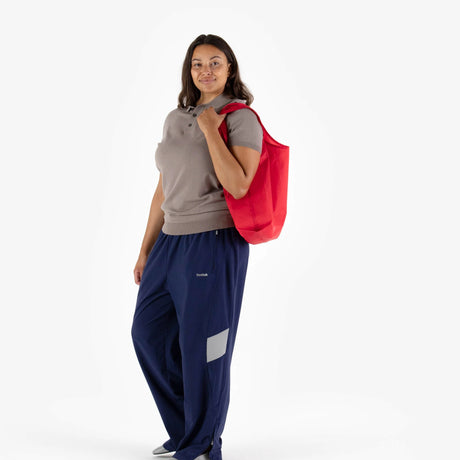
top-left (133, 173), bottom-right (165, 285)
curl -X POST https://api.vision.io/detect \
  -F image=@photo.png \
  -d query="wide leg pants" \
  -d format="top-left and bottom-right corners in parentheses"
top-left (131, 226), bottom-right (249, 460)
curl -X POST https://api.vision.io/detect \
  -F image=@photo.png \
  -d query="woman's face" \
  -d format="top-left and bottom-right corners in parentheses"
top-left (190, 44), bottom-right (231, 98)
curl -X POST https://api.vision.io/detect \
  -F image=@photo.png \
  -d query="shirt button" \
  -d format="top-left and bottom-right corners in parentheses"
top-left (192, 113), bottom-right (197, 117)
top-left (188, 123), bottom-right (192, 127)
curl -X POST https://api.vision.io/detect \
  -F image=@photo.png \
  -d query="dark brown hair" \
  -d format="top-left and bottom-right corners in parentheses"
top-left (177, 34), bottom-right (254, 109)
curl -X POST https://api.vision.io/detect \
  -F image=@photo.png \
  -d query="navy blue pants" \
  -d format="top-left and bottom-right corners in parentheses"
top-left (131, 226), bottom-right (249, 460)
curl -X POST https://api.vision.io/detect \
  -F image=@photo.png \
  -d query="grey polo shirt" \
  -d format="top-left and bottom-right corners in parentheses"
top-left (155, 92), bottom-right (263, 235)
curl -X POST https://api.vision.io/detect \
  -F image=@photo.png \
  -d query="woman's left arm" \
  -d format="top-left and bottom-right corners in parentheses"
top-left (198, 107), bottom-right (260, 200)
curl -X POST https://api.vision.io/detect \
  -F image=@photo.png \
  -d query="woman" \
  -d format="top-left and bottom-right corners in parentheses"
top-left (131, 34), bottom-right (263, 460)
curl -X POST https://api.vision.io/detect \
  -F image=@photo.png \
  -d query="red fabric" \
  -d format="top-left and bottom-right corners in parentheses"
top-left (218, 103), bottom-right (289, 244)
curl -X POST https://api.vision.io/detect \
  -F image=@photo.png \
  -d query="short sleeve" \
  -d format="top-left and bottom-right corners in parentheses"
top-left (154, 112), bottom-right (171, 173)
top-left (154, 142), bottom-right (161, 171)
top-left (225, 108), bottom-right (263, 154)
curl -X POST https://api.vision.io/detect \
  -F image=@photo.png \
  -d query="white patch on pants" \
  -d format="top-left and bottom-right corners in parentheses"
top-left (206, 328), bottom-right (229, 363)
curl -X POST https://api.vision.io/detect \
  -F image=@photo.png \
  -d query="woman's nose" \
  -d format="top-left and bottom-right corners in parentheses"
top-left (201, 63), bottom-right (213, 73)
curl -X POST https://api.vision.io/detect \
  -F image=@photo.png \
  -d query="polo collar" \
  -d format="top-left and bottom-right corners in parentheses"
top-left (185, 93), bottom-right (235, 113)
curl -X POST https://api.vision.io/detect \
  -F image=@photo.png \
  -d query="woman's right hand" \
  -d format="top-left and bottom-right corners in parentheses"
top-left (134, 253), bottom-right (149, 285)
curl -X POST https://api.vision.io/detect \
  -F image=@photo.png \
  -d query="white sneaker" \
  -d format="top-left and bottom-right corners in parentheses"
top-left (154, 441), bottom-right (212, 458)
top-left (152, 445), bottom-right (173, 455)
top-left (195, 454), bottom-right (210, 460)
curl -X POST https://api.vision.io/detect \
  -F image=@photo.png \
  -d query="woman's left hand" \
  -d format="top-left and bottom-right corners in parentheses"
top-left (197, 107), bottom-right (227, 136)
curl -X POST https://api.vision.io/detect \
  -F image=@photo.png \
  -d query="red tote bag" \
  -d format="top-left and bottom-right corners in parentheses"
top-left (218, 102), bottom-right (289, 244)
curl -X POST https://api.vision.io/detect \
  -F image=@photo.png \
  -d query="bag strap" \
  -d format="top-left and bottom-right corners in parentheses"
top-left (218, 102), bottom-right (288, 148)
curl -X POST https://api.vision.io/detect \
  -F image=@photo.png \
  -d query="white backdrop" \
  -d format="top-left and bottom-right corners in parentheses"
top-left (1, 1), bottom-right (459, 459)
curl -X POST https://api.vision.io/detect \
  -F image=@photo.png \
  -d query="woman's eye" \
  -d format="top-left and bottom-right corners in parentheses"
top-left (192, 62), bottom-right (220, 68)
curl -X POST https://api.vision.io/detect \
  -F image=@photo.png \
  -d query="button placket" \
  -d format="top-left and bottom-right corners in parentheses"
top-left (189, 109), bottom-right (199, 127)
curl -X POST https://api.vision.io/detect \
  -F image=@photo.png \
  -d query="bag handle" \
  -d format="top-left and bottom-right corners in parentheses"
top-left (218, 102), bottom-right (289, 148)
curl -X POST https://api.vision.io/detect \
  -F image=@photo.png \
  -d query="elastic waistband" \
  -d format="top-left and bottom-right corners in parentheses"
top-left (160, 225), bottom-right (237, 238)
